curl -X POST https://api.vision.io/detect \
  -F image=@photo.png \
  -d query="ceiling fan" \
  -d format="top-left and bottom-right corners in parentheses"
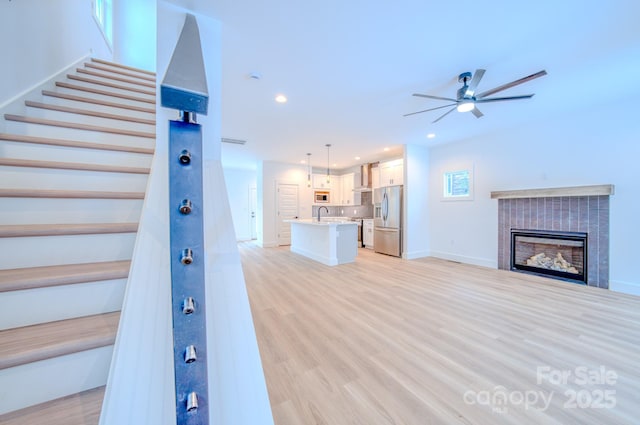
top-left (404, 69), bottom-right (547, 123)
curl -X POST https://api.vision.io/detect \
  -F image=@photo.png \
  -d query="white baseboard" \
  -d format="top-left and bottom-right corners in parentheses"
top-left (429, 250), bottom-right (497, 269)
top-left (403, 249), bottom-right (430, 260)
top-left (609, 279), bottom-right (640, 296)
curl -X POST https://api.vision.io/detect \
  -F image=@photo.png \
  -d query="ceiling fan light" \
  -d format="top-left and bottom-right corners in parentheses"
top-left (457, 101), bottom-right (475, 113)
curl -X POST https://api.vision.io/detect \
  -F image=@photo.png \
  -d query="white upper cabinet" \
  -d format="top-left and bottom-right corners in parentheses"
top-left (312, 173), bottom-right (332, 189)
top-left (340, 172), bottom-right (361, 206)
top-left (313, 172), bottom-right (362, 205)
top-left (371, 166), bottom-right (380, 190)
top-left (331, 174), bottom-right (342, 205)
top-left (379, 159), bottom-right (403, 187)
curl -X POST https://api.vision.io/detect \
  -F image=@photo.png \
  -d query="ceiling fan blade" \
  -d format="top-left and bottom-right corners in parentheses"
top-left (465, 69), bottom-right (485, 96)
top-left (475, 94), bottom-right (535, 103)
top-left (403, 103), bottom-right (457, 117)
top-left (413, 93), bottom-right (458, 102)
top-left (471, 107), bottom-right (484, 118)
top-left (476, 70), bottom-right (547, 99)
top-left (432, 106), bottom-right (457, 123)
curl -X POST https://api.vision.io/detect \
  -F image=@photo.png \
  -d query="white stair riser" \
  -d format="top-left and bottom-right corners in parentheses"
top-left (0, 279), bottom-right (125, 330)
top-left (0, 198), bottom-right (143, 225)
top-left (71, 72), bottom-right (155, 92)
top-left (24, 106), bottom-right (156, 133)
top-left (40, 94), bottom-right (155, 121)
top-left (0, 198), bottom-right (143, 226)
top-left (3, 121), bottom-right (155, 150)
top-left (0, 140), bottom-right (153, 168)
top-left (61, 79), bottom-right (155, 102)
top-left (0, 346), bottom-right (113, 415)
top-left (0, 166), bottom-right (148, 192)
top-left (86, 63), bottom-right (154, 81)
top-left (0, 233), bottom-right (136, 269)
top-left (55, 85), bottom-right (155, 109)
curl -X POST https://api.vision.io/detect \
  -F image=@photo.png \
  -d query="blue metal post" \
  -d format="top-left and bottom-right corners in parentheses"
top-left (169, 117), bottom-right (209, 424)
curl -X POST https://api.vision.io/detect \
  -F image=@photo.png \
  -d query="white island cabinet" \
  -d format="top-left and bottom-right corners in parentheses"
top-left (287, 219), bottom-right (358, 266)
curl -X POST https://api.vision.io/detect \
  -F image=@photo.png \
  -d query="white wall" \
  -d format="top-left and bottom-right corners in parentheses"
top-left (223, 168), bottom-right (257, 241)
top-left (0, 0), bottom-right (112, 108)
top-left (113, 0), bottom-right (156, 72)
top-left (428, 97), bottom-right (640, 294)
top-left (260, 161), bottom-right (313, 247)
top-left (403, 144), bottom-right (430, 259)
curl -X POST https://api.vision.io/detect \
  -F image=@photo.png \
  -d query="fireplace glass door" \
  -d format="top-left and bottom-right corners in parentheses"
top-left (511, 230), bottom-right (587, 284)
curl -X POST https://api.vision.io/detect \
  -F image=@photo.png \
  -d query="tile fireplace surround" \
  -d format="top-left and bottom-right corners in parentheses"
top-left (491, 185), bottom-right (613, 289)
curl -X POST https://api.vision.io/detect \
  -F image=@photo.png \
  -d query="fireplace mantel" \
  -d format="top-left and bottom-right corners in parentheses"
top-left (491, 184), bottom-right (614, 200)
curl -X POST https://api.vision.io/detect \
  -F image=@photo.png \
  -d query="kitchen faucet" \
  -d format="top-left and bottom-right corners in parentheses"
top-left (317, 206), bottom-right (329, 222)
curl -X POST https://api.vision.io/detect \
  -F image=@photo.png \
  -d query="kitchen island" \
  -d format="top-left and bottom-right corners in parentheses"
top-left (287, 218), bottom-right (358, 266)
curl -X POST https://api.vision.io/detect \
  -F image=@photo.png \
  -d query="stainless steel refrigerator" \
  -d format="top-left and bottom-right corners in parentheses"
top-left (373, 185), bottom-right (402, 257)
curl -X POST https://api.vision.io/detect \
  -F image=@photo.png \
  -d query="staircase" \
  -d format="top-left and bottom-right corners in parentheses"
top-left (0, 58), bottom-right (156, 424)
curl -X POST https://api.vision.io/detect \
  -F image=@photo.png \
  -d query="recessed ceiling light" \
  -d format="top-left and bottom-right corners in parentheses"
top-left (275, 94), bottom-right (287, 103)
top-left (427, 133), bottom-right (436, 139)
top-left (355, 156), bottom-right (361, 160)
top-left (383, 147), bottom-right (390, 152)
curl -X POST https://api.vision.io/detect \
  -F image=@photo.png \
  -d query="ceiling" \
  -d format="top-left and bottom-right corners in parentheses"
top-left (185, 1), bottom-right (639, 171)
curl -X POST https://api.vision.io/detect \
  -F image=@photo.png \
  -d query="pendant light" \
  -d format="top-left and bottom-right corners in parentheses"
top-left (306, 153), bottom-right (312, 188)
top-left (325, 144), bottom-right (331, 184)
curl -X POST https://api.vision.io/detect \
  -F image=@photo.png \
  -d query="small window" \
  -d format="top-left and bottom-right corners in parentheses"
top-left (94, 0), bottom-right (113, 48)
top-left (443, 168), bottom-right (473, 200)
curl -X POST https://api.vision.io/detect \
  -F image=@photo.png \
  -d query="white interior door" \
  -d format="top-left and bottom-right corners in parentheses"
top-left (277, 183), bottom-right (299, 246)
top-left (250, 187), bottom-right (257, 240)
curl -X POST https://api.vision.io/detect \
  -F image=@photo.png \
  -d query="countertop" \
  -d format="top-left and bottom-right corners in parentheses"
top-left (286, 217), bottom-right (358, 226)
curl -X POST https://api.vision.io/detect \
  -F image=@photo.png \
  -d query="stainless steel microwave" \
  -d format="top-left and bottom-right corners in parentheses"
top-left (314, 191), bottom-right (330, 203)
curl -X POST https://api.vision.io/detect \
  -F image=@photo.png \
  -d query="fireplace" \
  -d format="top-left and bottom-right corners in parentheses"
top-left (492, 185), bottom-right (613, 289)
top-left (511, 229), bottom-right (587, 284)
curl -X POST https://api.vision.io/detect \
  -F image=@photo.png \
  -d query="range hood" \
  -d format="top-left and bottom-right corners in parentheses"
top-left (354, 163), bottom-right (373, 192)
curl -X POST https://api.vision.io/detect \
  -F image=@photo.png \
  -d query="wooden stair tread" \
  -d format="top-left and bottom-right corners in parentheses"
top-left (67, 75), bottom-right (156, 97)
top-left (42, 90), bottom-right (155, 114)
top-left (0, 188), bottom-right (145, 199)
top-left (0, 386), bottom-right (104, 425)
top-left (77, 68), bottom-right (156, 89)
top-left (55, 82), bottom-right (155, 105)
top-left (84, 62), bottom-right (156, 82)
top-left (0, 157), bottom-right (150, 174)
top-left (0, 312), bottom-right (120, 370)
top-left (0, 222), bottom-right (138, 238)
top-left (4, 114), bottom-right (156, 139)
top-left (0, 133), bottom-right (154, 154)
top-left (0, 260), bottom-right (131, 292)
top-left (91, 57), bottom-right (156, 76)
top-left (25, 100), bottom-right (156, 125)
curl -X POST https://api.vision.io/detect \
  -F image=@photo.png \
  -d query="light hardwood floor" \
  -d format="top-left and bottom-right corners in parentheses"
top-left (239, 243), bottom-right (640, 425)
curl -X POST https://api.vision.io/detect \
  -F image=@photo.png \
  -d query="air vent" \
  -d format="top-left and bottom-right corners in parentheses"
top-left (221, 138), bottom-right (247, 145)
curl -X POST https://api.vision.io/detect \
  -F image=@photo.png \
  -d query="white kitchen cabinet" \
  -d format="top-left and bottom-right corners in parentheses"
top-left (379, 159), bottom-right (403, 187)
top-left (371, 166), bottom-right (380, 190)
top-left (340, 172), bottom-right (361, 206)
top-left (313, 173), bottom-right (332, 189)
top-left (331, 175), bottom-right (342, 205)
top-left (363, 219), bottom-right (374, 249)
